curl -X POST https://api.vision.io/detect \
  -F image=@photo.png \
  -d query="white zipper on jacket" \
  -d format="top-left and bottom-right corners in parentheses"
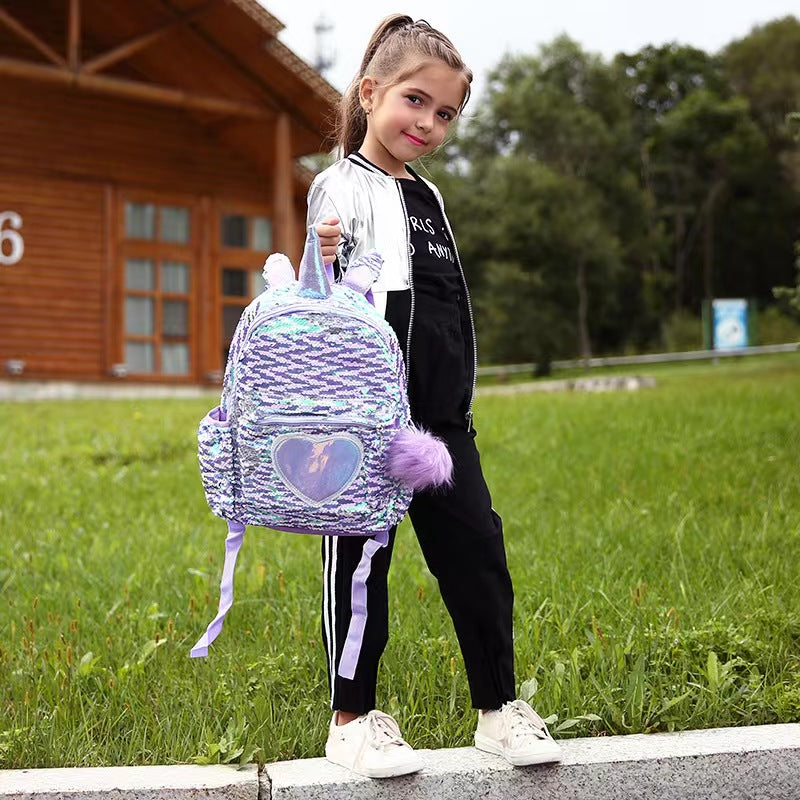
top-left (394, 180), bottom-right (416, 386)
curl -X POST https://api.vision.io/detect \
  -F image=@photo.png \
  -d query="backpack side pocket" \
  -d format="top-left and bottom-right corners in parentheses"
top-left (198, 406), bottom-right (236, 519)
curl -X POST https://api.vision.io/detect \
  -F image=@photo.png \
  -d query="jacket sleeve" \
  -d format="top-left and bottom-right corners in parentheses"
top-left (306, 182), bottom-right (355, 273)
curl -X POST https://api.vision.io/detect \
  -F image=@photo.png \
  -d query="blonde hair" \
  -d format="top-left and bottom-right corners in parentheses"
top-left (335, 15), bottom-right (473, 157)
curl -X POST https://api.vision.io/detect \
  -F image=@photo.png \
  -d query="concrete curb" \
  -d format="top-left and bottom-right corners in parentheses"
top-left (0, 380), bottom-right (216, 401)
top-left (3, 724), bottom-right (799, 800)
top-left (0, 763), bottom-right (259, 800)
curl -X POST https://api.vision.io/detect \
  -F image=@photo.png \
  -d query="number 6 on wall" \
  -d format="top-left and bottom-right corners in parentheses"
top-left (0, 211), bottom-right (24, 266)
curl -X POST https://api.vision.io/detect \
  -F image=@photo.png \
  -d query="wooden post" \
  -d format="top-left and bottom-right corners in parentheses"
top-left (273, 112), bottom-right (298, 264)
top-left (68, 0), bottom-right (80, 71)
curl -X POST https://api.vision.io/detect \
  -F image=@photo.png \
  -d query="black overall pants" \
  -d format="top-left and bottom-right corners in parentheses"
top-left (320, 290), bottom-right (516, 714)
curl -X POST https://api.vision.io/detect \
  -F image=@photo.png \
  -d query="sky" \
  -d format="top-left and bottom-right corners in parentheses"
top-left (259, 0), bottom-right (798, 108)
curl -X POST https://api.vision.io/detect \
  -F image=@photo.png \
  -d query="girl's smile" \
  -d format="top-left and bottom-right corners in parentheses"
top-left (358, 62), bottom-right (467, 177)
top-left (403, 132), bottom-right (426, 146)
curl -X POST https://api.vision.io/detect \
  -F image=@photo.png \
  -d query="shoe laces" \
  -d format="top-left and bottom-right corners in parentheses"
top-left (363, 710), bottom-right (408, 751)
top-left (501, 699), bottom-right (550, 741)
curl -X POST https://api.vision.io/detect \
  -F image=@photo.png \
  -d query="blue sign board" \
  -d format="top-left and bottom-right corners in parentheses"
top-left (712, 299), bottom-right (748, 350)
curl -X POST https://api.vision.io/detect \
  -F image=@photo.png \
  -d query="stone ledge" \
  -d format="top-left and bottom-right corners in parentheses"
top-left (265, 723), bottom-right (800, 800)
top-left (2, 725), bottom-right (798, 800)
top-left (0, 380), bottom-right (215, 401)
top-left (0, 763), bottom-right (258, 800)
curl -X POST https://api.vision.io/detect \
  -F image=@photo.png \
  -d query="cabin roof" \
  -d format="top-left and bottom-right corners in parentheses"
top-left (0, 0), bottom-right (341, 167)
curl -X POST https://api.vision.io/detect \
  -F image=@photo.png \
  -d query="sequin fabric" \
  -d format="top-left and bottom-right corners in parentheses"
top-left (197, 282), bottom-right (413, 535)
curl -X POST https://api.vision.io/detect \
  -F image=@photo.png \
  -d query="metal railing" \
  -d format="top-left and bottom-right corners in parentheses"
top-left (477, 342), bottom-right (800, 378)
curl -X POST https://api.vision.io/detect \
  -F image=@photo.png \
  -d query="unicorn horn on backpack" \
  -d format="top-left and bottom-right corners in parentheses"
top-left (298, 226), bottom-right (332, 299)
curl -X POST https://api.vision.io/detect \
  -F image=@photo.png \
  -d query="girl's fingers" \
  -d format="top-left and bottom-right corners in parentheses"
top-left (315, 218), bottom-right (340, 265)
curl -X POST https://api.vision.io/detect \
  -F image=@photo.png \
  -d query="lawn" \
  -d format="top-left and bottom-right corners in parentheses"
top-left (1, 354), bottom-right (799, 768)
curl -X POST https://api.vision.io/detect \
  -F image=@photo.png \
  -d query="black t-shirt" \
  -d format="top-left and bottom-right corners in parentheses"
top-left (399, 177), bottom-right (462, 305)
top-left (346, 153), bottom-right (471, 427)
top-left (394, 176), bottom-right (471, 427)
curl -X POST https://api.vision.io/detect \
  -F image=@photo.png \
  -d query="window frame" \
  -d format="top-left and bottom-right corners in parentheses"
top-left (214, 201), bottom-right (274, 371)
top-left (117, 191), bottom-right (198, 381)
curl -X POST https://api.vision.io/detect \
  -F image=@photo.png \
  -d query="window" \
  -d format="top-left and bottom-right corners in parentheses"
top-left (160, 207), bottom-right (190, 244)
top-left (220, 213), bottom-right (271, 251)
top-left (220, 266), bottom-right (268, 363)
top-left (126, 202), bottom-right (190, 243)
top-left (122, 200), bottom-right (193, 377)
top-left (125, 203), bottom-right (155, 240)
top-left (218, 210), bottom-right (272, 366)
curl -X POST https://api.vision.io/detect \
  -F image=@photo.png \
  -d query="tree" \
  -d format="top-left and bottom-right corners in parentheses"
top-left (772, 112), bottom-right (800, 314)
top-left (613, 45), bottom-right (728, 315)
top-left (646, 90), bottom-right (770, 309)
top-left (773, 242), bottom-right (800, 315)
top-left (439, 38), bottom-right (645, 364)
top-left (723, 16), bottom-right (800, 152)
top-left (426, 27), bottom-right (799, 362)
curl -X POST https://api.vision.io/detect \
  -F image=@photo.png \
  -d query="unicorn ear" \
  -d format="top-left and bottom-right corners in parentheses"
top-left (341, 250), bottom-right (383, 295)
top-left (298, 226), bottom-right (332, 299)
top-left (262, 253), bottom-right (296, 289)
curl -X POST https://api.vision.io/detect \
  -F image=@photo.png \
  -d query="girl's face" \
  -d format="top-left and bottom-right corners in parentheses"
top-left (358, 61), bottom-right (466, 178)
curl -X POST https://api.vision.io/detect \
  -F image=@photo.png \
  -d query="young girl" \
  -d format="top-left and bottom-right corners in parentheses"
top-left (307, 15), bottom-right (562, 778)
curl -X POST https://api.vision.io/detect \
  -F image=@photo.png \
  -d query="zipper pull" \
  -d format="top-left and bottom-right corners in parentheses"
top-left (465, 410), bottom-right (473, 432)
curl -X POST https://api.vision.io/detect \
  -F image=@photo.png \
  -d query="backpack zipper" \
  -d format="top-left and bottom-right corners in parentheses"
top-left (242, 302), bottom-right (391, 350)
top-left (249, 413), bottom-right (377, 428)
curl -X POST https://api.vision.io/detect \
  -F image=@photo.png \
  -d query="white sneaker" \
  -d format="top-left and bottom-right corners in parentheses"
top-left (474, 699), bottom-right (562, 766)
top-left (325, 710), bottom-right (424, 778)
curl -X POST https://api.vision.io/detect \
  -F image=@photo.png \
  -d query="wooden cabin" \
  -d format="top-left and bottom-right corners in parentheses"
top-left (0, 0), bottom-right (339, 384)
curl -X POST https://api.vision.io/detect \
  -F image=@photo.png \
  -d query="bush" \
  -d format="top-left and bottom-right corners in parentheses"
top-left (660, 311), bottom-right (703, 352)
top-left (757, 305), bottom-right (800, 345)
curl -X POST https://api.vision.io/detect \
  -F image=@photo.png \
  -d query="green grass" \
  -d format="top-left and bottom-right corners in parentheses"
top-left (2, 354), bottom-right (799, 768)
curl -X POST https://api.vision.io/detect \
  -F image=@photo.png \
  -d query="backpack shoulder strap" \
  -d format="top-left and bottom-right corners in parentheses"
top-left (189, 520), bottom-right (246, 658)
top-left (337, 528), bottom-right (390, 679)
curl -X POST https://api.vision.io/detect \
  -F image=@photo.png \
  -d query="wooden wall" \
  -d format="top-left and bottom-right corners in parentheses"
top-left (0, 81), bottom-right (273, 200)
top-left (0, 80), bottom-right (307, 382)
top-left (0, 175), bottom-right (107, 378)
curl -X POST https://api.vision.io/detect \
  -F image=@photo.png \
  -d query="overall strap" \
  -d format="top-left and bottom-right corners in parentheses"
top-left (190, 520), bottom-right (246, 658)
top-left (337, 528), bottom-right (390, 680)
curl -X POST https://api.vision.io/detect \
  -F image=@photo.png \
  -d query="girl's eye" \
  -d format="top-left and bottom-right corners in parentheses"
top-left (406, 94), bottom-right (453, 121)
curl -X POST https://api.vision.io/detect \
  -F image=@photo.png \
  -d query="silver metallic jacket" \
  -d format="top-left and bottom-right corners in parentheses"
top-left (306, 152), bottom-right (478, 429)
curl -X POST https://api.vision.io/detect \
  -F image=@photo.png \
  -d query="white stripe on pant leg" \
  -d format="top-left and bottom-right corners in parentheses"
top-left (329, 535), bottom-right (339, 706)
top-left (322, 536), bottom-right (331, 708)
top-left (323, 537), bottom-right (333, 706)
top-left (322, 536), bottom-right (339, 709)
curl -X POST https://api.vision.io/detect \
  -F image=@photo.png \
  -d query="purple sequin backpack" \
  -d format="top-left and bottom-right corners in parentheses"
top-left (191, 227), bottom-right (452, 678)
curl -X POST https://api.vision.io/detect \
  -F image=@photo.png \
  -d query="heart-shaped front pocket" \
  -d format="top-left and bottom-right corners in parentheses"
top-left (273, 434), bottom-right (363, 505)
